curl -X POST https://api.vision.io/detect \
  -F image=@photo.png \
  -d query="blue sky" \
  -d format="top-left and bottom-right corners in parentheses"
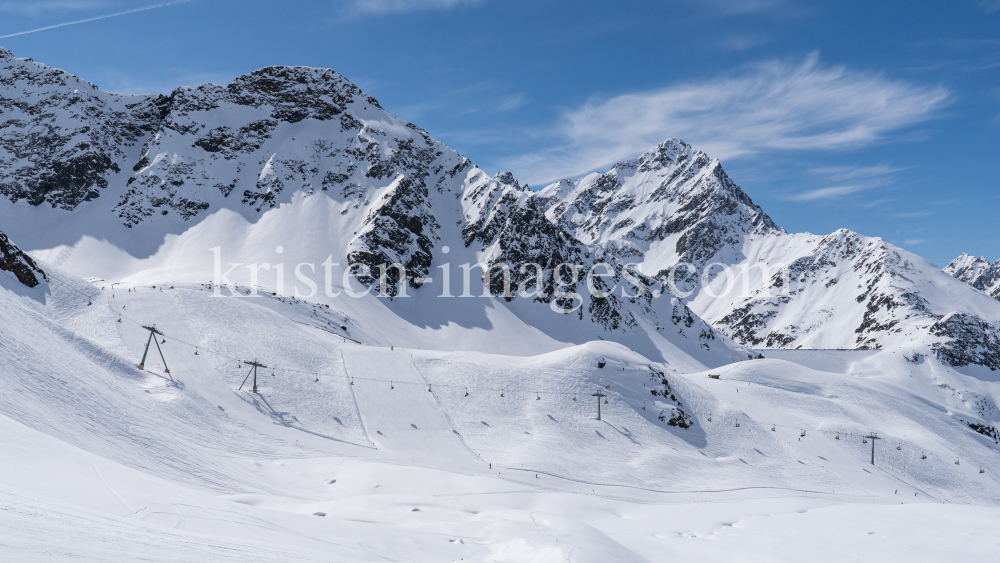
top-left (1, 0), bottom-right (998, 265)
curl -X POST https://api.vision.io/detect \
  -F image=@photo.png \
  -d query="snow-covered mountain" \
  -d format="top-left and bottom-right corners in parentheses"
top-left (524, 142), bottom-right (1000, 372)
top-left (537, 138), bottom-right (782, 287)
top-left (5, 45), bottom-right (1000, 372)
top-left (944, 253), bottom-right (1000, 301)
top-left (0, 47), bottom-right (751, 368)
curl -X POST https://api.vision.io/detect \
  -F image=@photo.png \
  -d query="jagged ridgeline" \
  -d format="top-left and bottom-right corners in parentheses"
top-left (5, 46), bottom-right (1000, 372)
top-left (0, 46), bottom-right (751, 364)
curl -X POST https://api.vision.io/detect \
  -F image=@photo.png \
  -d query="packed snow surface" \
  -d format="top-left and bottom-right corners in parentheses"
top-left (1, 265), bottom-right (1000, 561)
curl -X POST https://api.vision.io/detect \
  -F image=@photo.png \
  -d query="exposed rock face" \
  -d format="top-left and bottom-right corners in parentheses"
top-left (0, 48), bottom-right (161, 209)
top-left (0, 230), bottom-right (45, 287)
top-left (461, 170), bottom-right (748, 360)
top-left (930, 313), bottom-right (1000, 371)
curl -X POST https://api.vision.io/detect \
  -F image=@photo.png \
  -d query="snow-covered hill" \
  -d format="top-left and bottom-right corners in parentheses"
top-left (0, 253), bottom-right (999, 560)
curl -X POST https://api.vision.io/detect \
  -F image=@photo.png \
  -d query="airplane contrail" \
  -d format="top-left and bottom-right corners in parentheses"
top-left (0, 0), bottom-right (193, 40)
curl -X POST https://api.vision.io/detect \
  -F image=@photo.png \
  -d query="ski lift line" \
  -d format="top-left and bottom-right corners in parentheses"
top-left (720, 415), bottom-right (981, 464)
top-left (49, 274), bottom-right (661, 397)
top-left (290, 319), bottom-right (363, 344)
top-left (49, 274), bottom-right (1000, 463)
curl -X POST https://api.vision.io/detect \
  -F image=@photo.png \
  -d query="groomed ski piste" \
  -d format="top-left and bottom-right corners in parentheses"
top-left (3, 257), bottom-right (1000, 562)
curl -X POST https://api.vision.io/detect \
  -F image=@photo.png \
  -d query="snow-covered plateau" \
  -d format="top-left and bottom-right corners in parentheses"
top-left (2, 47), bottom-right (1000, 561)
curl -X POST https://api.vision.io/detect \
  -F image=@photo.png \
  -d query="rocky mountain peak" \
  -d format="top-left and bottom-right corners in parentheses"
top-left (945, 253), bottom-right (993, 284)
top-left (537, 138), bottom-right (782, 283)
top-left (944, 253), bottom-right (1000, 301)
top-left (223, 65), bottom-right (380, 123)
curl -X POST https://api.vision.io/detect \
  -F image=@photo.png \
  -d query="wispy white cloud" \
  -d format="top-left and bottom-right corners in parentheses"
top-left (790, 185), bottom-right (869, 202)
top-left (490, 93), bottom-right (527, 114)
top-left (808, 164), bottom-right (903, 180)
top-left (980, 0), bottom-right (1000, 13)
top-left (0, 1), bottom-right (106, 16)
top-left (790, 163), bottom-right (901, 202)
top-left (507, 54), bottom-right (949, 184)
top-left (350, 0), bottom-right (480, 14)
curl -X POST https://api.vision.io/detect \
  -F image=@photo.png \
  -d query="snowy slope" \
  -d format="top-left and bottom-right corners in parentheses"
top-left (1, 260), bottom-right (1000, 560)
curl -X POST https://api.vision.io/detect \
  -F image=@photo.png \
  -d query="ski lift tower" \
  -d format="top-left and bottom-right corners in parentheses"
top-left (865, 432), bottom-right (881, 465)
top-left (240, 360), bottom-right (267, 394)
top-left (592, 391), bottom-right (607, 421)
top-left (138, 325), bottom-right (169, 373)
